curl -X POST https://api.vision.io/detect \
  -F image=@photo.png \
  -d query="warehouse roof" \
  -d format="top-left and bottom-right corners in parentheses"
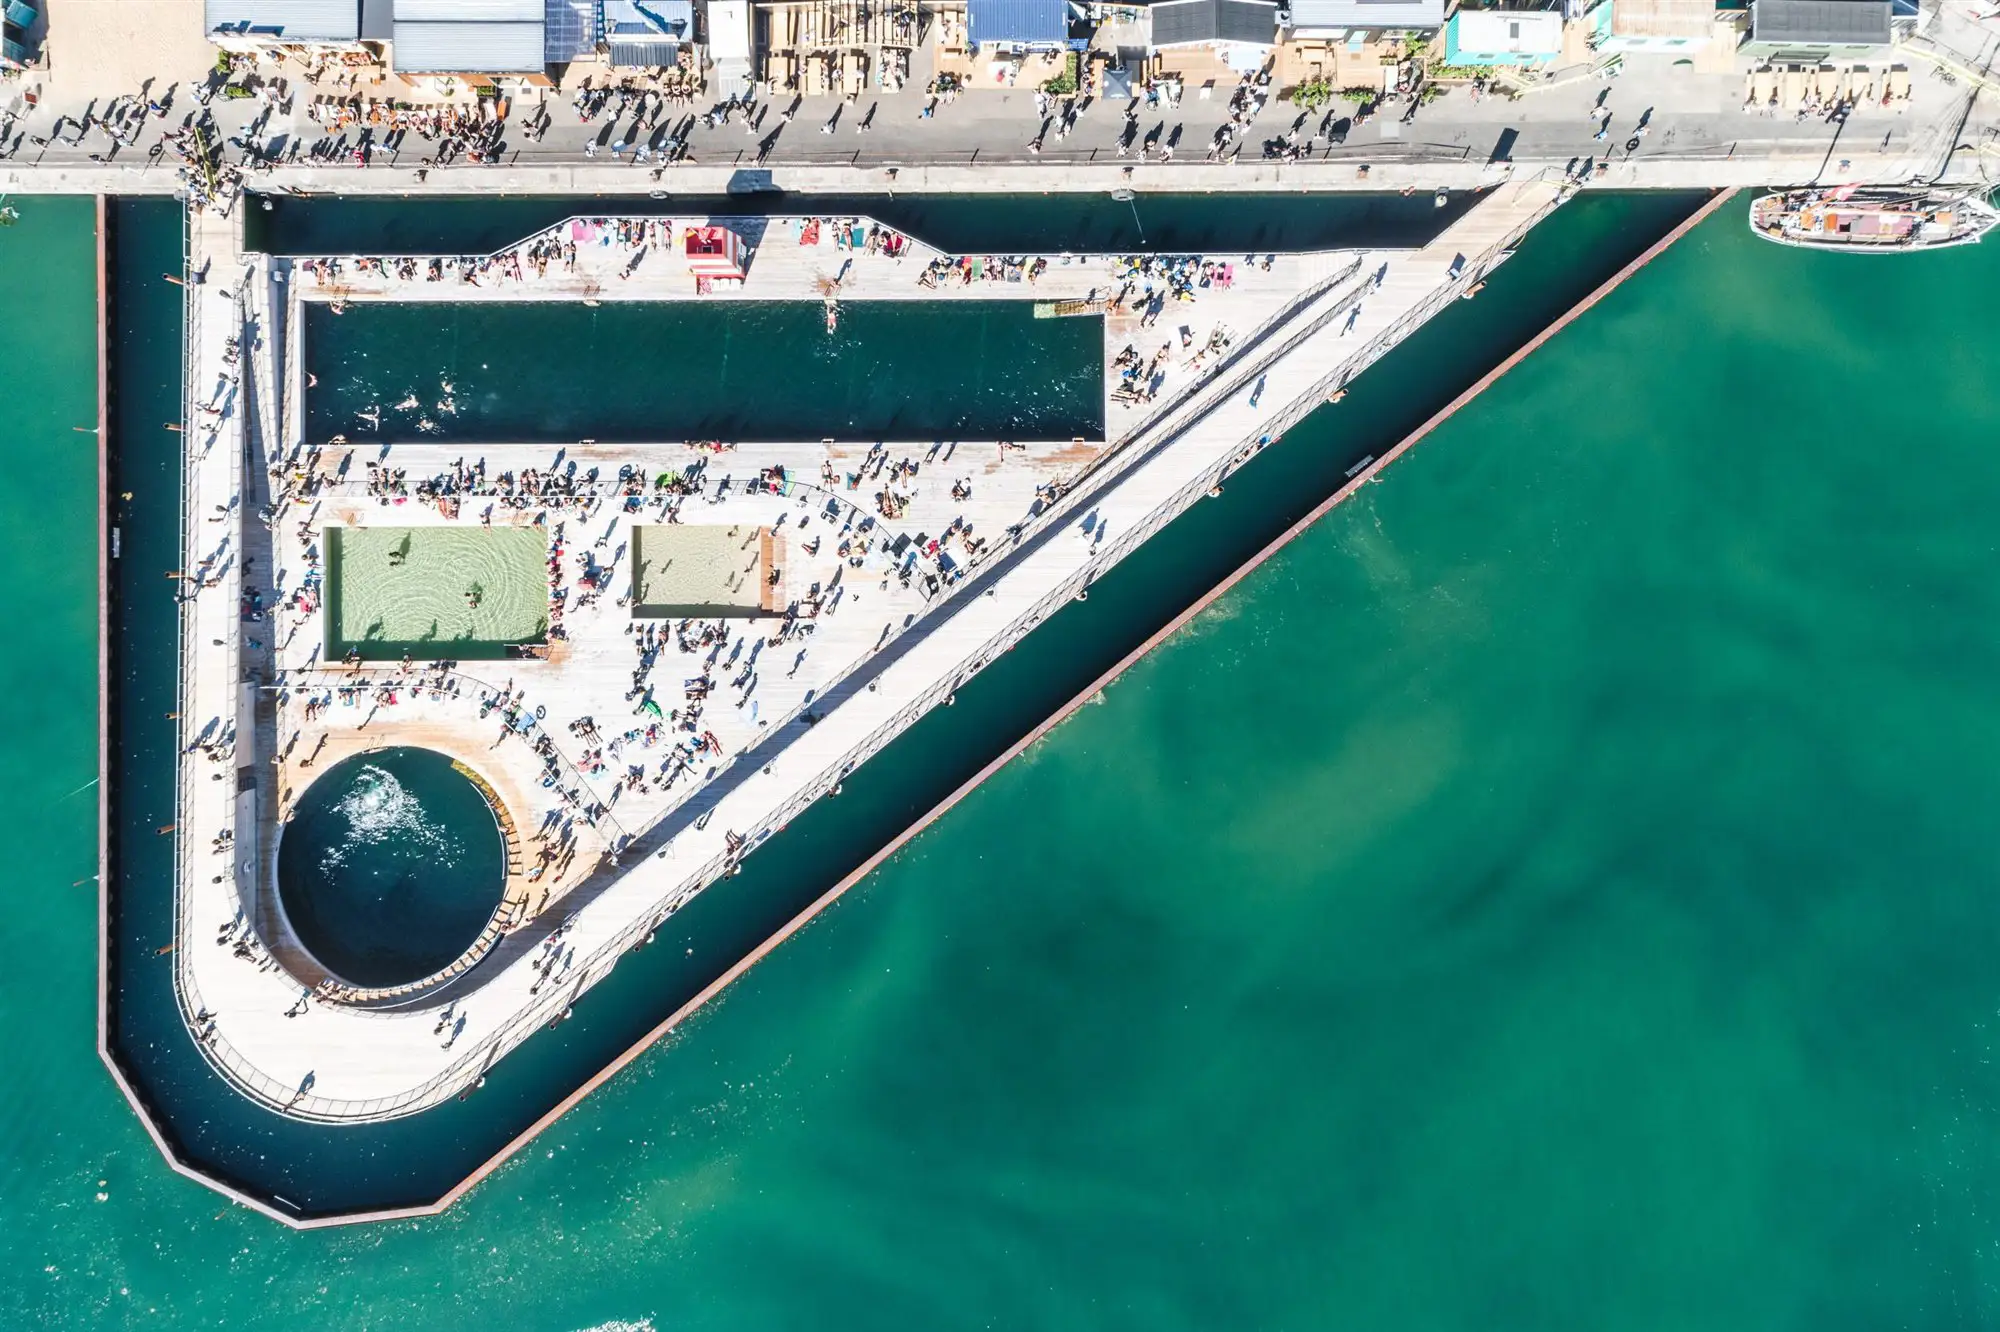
top-left (966, 0), bottom-right (1068, 44)
top-left (392, 16), bottom-right (545, 69)
top-left (1151, 0), bottom-right (1277, 45)
top-left (206, 0), bottom-right (361, 42)
top-left (1751, 0), bottom-right (1891, 43)
top-left (1284, 0), bottom-right (1445, 31)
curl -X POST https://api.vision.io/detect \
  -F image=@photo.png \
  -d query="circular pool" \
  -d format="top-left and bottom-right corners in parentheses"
top-left (276, 747), bottom-right (508, 989)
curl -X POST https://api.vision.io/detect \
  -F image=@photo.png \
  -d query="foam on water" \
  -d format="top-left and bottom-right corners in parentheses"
top-left (321, 764), bottom-right (462, 870)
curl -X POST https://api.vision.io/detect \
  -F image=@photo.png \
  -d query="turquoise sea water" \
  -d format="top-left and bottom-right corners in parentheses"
top-left (15, 191), bottom-right (2000, 1328)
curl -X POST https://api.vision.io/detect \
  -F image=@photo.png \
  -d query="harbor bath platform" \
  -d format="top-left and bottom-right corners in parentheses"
top-left (168, 178), bottom-right (1567, 1120)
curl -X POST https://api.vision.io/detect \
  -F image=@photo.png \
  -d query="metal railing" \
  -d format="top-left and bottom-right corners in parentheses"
top-left (170, 215), bottom-right (270, 1108)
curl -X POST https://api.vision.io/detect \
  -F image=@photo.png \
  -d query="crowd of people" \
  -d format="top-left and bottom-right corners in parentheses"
top-left (796, 216), bottom-right (913, 257)
top-left (573, 74), bottom-right (730, 165)
top-left (0, 26), bottom-right (1471, 216)
top-left (1112, 342), bottom-right (1179, 406)
top-left (574, 73), bottom-right (707, 124)
top-left (306, 97), bottom-right (493, 140)
top-left (303, 217), bottom-right (678, 294)
top-left (1111, 253), bottom-right (1239, 299)
top-left (289, 211), bottom-right (973, 310)
top-left (270, 434), bottom-right (1023, 821)
top-left (920, 253), bottom-right (1051, 287)
top-left (0, 84), bottom-right (174, 160)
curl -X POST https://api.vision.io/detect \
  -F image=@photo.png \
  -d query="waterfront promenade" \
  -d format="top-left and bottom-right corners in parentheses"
top-left (6, 0), bottom-right (1999, 235)
top-left (5, 9), bottom-right (1999, 198)
top-left (169, 180), bottom-right (1565, 1119)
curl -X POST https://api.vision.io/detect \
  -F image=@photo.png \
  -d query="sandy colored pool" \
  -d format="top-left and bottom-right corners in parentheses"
top-left (631, 523), bottom-right (771, 617)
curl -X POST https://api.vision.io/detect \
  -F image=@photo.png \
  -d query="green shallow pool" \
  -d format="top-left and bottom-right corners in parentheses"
top-left (326, 525), bottom-right (547, 659)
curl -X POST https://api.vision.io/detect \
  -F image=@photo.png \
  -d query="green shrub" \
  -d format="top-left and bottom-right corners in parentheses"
top-left (1041, 52), bottom-right (1078, 95)
top-left (1290, 78), bottom-right (1334, 112)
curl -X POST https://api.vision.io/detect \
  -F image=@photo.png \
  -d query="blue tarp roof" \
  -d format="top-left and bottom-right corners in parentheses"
top-left (968, 0), bottom-right (1067, 44)
top-left (602, 0), bottom-right (690, 39)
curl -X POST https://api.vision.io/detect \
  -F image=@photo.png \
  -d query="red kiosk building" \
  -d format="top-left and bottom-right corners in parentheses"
top-left (685, 226), bottom-right (747, 292)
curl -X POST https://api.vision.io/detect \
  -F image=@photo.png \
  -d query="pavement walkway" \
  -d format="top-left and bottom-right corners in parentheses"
top-left (7, 6), bottom-right (2000, 195)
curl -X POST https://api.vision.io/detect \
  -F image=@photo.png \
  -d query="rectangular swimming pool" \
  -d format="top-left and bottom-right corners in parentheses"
top-left (326, 526), bottom-right (549, 659)
top-left (631, 523), bottom-right (771, 617)
top-left (303, 300), bottom-right (1105, 444)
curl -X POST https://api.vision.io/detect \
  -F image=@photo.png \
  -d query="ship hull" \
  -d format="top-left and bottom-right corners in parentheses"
top-left (1749, 188), bottom-right (1999, 253)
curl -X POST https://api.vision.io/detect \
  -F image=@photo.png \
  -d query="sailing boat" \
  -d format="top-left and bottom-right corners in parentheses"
top-left (1749, 184), bottom-right (2000, 251)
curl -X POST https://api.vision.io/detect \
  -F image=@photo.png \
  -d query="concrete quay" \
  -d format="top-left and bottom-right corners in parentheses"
top-left (12, 1), bottom-right (2000, 220)
top-left (5, 145), bottom-right (1989, 202)
top-left (9, 6), bottom-right (2000, 199)
top-left (167, 175), bottom-right (1566, 1120)
top-left (13, 6), bottom-right (2000, 202)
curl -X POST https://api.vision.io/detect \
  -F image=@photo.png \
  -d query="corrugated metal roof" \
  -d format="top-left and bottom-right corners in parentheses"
top-left (1151, 0), bottom-right (1276, 44)
top-left (1751, 0), bottom-right (1890, 42)
top-left (1284, 0), bottom-right (1444, 30)
top-left (206, 0), bottom-right (361, 41)
top-left (1451, 9), bottom-right (1563, 51)
top-left (392, 17), bottom-right (544, 68)
top-left (394, 0), bottom-right (539, 22)
top-left (607, 38), bottom-right (679, 61)
top-left (966, 0), bottom-right (1067, 44)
